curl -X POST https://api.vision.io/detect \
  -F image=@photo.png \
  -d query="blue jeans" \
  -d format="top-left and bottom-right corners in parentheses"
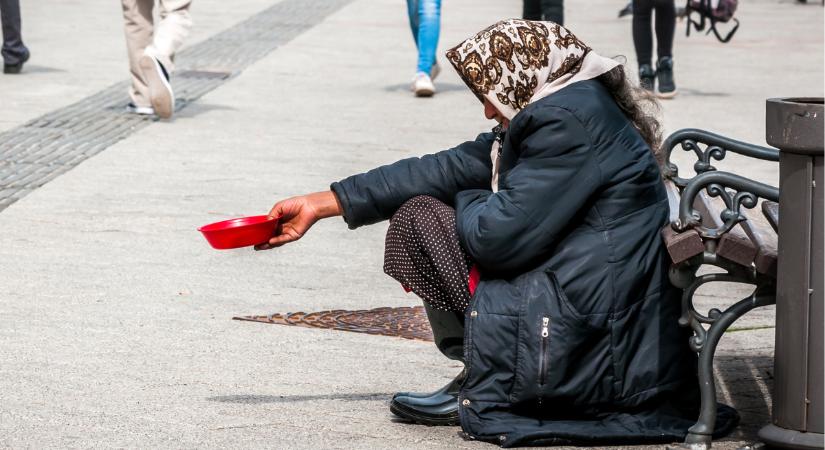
top-left (406, 0), bottom-right (441, 75)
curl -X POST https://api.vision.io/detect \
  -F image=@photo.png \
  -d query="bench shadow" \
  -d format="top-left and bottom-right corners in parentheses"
top-left (206, 392), bottom-right (393, 404)
top-left (713, 354), bottom-right (774, 442)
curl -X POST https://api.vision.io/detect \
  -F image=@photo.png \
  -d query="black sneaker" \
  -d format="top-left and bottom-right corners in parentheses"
top-left (3, 50), bottom-right (30, 74)
top-left (656, 57), bottom-right (677, 99)
top-left (639, 64), bottom-right (655, 93)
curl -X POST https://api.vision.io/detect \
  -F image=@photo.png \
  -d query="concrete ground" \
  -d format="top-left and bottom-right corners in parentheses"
top-left (0, 0), bottom-right (822, 448)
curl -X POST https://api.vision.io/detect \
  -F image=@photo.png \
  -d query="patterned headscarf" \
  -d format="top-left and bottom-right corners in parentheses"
top-left (446, 19), bottom-right (619, 191)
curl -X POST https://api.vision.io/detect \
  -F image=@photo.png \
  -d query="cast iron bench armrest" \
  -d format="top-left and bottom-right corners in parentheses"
top-left (672, 170), bottom-right (780, 239)
top-left (662, 128), bottom-right (780, 189)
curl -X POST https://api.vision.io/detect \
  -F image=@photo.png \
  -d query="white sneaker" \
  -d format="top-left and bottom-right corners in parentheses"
top-left (139, 55), bottom-right (174, 119)
top-left (126, 102), bottom-right (155, 116)
top-left (412, 72), bottom-right (435, 97)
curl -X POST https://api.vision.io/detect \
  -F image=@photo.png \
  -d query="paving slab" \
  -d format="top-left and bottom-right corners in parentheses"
top-left (0, 0), bottom-right (822, 448)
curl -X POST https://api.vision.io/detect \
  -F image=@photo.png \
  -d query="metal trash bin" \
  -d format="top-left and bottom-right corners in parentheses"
top-left (758, 97), bottom-right (824, 449)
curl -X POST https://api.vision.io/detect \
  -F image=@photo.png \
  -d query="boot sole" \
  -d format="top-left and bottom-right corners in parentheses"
top-left (139, 55), bottom-right (175, 119)
top-left (656, 89), bottom-right (678, 99)
top-left (389, 399), bottom-right (459, 426)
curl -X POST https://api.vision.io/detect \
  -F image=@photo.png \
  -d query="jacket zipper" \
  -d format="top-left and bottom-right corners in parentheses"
top-left (538, 316), bottom-right (550, 386)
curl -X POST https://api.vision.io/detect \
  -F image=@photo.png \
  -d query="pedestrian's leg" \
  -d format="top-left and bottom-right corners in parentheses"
top-left (632, 0), bottom-right (654, 67)
top-left (653, 0), bottom-right (677, 97)
top-left (653, 0), bottom-right (676, 60)
top-left (405, 0), bottom-right (419, 49)
top-left (121, 0), bottom-right (154, 108)
top-left (413, 0), bottom-right (440, 75)
top-left (0, 0), bottom-right (29, 68)
top-left (148, 0), bottom-right (193, 71)
top-left (136, 0), bottom-right (190, 118)
top-left (541, 0), bottom-right (564, 25)
top-left (632, 0), bottom-right (656, 91)
top-left (523, 0), bottom-right (543, 20)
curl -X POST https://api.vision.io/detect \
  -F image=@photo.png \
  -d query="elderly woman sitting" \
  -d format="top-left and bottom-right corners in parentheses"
top-left (258, 19), bottom-right (736, 447)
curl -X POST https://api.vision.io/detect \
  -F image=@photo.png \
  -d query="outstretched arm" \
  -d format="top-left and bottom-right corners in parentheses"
top-left (255, 191), bottom-right (342, 250)
top-left (258, 132), bottom-right (494, 249)
top-left (330, 132), bottom-right (494, 228)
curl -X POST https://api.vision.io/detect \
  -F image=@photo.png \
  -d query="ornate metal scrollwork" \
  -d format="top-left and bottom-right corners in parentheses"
top-left (662, 128), bottom-right (779, 189)
top-left (671, 171), bottom-right (779, 239)
top-left (671, 252), bottom-right (775, 353)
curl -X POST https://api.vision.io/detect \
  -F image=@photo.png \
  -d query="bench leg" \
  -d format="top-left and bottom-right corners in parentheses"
top-left (669, 272), bottom-right (775, 450)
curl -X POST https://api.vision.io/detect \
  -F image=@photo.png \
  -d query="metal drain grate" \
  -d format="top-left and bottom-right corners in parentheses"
top-left (234, 306), bottom-right (434, 342)
top-left (0, 0), bottom-right (353, 212)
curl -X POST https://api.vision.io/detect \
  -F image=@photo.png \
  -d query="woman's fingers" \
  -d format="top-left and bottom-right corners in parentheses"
top-left (256, 193), bottom-right (332, 252)
top-left (268, 201), bottom-right (287, 219)
top-left (253, 223), bottom-right (304, 250)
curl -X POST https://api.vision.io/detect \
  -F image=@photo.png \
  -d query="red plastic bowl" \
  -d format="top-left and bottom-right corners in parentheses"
top-left (198, 215), bottom-right (279, 250)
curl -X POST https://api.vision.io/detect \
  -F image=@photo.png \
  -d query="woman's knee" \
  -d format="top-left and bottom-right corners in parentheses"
top-left (386, 195), bottom-right (451, 255)
top-left (390, 195), bottom-right (447, 226)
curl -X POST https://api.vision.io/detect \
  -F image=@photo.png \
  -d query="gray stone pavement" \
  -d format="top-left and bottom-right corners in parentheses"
top-left (0, 0), bottom-right (822, 448)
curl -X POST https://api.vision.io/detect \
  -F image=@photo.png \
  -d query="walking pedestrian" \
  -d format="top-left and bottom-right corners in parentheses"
top-left (523, 0), bottom-right (564, 25)
top-left (0, 0), bottom-right (29, 74)
top-left (632, 0), bottom-right (677, 98)
top-left (406, 0), bottom-right (441, 97)
top-left (121, 0), bottom-right (193, 118)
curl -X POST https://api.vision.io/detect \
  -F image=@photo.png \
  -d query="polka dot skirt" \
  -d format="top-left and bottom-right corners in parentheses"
top-left (383, 195), bottom-right (474, 313)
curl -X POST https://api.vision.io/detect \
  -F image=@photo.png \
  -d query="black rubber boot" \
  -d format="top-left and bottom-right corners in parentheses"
top-left (656, 57), bottom-right (677, 99)
top-left (390, 303), bottom-right (464, 426)
top-left (390, 368), bottom-right (465, 426)
top-left (639, 64), bottom-right (656, 93)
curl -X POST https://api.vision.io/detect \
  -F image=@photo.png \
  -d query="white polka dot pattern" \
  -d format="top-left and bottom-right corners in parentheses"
top-left (383, 196), bottom-right (474, 313)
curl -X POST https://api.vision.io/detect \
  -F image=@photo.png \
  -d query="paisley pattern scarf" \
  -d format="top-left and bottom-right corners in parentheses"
top-left (446, 19), bottom-right (619, 191)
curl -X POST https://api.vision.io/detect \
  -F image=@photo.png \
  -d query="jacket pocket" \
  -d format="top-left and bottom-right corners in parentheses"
top-left (509, 270), bottom-right (612, 413)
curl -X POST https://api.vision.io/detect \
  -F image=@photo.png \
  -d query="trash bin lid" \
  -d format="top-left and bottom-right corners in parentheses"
top-left (766, 97), bottom-right (824, 156)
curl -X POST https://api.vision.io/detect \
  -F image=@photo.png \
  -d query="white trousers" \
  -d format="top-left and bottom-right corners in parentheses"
top-left (121, 0), bottom-right (193, 107)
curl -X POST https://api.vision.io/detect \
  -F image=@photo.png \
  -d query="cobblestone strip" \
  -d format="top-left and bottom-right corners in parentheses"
top-left (0, 0), bottom-right (353, 212)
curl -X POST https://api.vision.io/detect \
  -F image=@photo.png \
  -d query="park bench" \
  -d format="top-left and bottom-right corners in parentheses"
top-left (659, 128), bottom-right (781, 449)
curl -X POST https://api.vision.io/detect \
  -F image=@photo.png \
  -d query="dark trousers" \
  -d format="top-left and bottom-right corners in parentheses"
top-left (0, 0), bottom-right (28, 65)
top-left (632, 0), bottom-right (676, 67)
top-left (384, 196), bottom-right (470, 362)
top-left (523, 0), bottom-right (564, 25)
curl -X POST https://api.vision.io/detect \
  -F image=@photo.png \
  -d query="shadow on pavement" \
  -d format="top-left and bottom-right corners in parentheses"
top-left (19, 65), bottom-right (66, 74)
top-left (383, 82), bottom-right (467, 93)
top-left (677, 88), bottom-right (732, 97)
top-left (207, 392), bottom-right (394, 404)
top-left (173, 102), bottom-right (238, 119)
top-left (715, 354), bottom-right (774, 442)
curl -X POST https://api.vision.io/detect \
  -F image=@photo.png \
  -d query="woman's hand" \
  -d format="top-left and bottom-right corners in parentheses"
top-left (254, 191), bottom-right (343, 250)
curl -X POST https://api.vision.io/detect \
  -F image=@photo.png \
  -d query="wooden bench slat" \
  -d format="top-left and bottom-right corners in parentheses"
top-left (741, 204), bottom-right (778, 277)
top-left (662, 181), bottom-right (704, 264)
top-left (762, 201), bottom-right (779, 232)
